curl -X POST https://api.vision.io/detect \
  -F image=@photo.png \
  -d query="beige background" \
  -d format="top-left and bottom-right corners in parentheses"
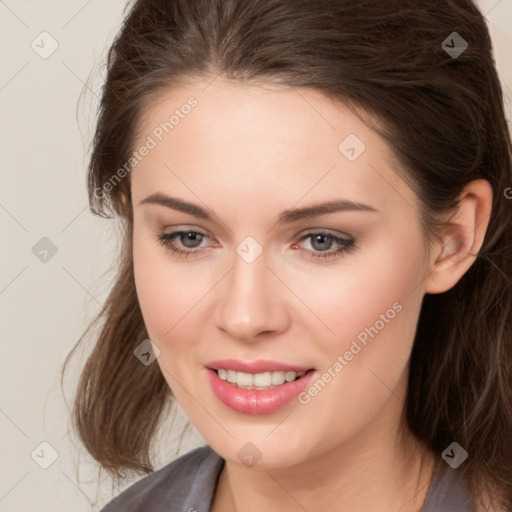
top-left (1, 1), bottom-right (511, 510)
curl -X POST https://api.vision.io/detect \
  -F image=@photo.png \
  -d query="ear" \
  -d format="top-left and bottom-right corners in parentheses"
top-left (118, 188), bottom-right (132, 215)
top-left (120, 190), bottom-right (128, 208)
top-left (424, 179), bottom-right (493, 294)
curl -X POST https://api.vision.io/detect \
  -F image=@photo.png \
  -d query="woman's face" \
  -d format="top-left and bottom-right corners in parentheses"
top-left (131, 77), bottom-right (433, 468)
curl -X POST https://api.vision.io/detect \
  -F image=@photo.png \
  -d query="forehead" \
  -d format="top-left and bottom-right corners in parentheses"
top-left (131, 77), bottom-right (418, 217)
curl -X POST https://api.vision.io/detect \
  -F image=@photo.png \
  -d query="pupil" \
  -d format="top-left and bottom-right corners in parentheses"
top-left (312, 234), bottom-right (332, 251)
top-left (182, 232), bottom-right (202, 248)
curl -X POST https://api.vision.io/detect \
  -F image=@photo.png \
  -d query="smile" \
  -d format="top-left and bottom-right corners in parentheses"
top-left (206, 364), bottom-right (316, 415)
top-left (216, 369), bottom-right (307, 389)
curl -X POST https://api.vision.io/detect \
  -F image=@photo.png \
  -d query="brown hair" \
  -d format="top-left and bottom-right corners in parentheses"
top-left (62, 0), bottom-right (512, 508)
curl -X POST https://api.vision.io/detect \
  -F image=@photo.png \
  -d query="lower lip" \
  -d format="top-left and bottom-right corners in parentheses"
top-left (207, 368), bottom-right (316, 415)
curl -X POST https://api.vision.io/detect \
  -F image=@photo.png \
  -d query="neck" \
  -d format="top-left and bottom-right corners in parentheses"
top-left (211, 391), bottom-right (435, 512)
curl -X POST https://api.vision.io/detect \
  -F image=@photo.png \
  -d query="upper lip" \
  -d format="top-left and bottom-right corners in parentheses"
top-left (205, 359), bottom-right (314, 373)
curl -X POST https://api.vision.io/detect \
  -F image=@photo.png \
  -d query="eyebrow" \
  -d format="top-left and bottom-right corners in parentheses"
top-left (139, 193), bottom-right (378, 224)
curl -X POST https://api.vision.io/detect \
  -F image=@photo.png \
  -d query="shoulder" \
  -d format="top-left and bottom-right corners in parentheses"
top-left (420, 463), bottom-right (474, 512)
top-left (100, 444), bottom-right (224, 512)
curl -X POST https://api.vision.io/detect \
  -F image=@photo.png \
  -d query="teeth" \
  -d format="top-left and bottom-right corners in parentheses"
top-left (271, 371), bottom-right (286, 385)
top-left (216, 369), bottom-right (307, 389)
top-left (237, 372), bottom-right (253, 386)
top-left (285, 371), bottom-right (297, 382)
top-left (254, 371), bottom-right (272, 387)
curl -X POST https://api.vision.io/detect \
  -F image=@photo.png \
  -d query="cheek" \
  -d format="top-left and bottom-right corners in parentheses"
top-left (286, 238), bottom-right (426, 449)
top-left (292, 230), bottom-right (427, 368)
top-left (132, 230), bottom-right (205, 344)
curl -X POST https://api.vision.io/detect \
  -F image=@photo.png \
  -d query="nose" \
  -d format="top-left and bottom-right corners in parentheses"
top-left (215, 248), bottom-right (291, 342)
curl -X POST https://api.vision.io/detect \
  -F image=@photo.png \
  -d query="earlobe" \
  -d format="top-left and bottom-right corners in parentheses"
top-left (424, 179), bottom-right (493, 295)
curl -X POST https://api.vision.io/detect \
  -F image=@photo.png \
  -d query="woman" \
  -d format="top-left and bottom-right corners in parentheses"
top-left (62, 0), bottom-right (512, 510)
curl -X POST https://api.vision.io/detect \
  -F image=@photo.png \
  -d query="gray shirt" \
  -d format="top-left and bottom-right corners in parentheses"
top-left (100, 445), bottom-right (474, 511)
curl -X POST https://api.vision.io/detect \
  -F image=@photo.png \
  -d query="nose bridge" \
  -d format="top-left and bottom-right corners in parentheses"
top-left (215, 244), bottom-right (289, 341)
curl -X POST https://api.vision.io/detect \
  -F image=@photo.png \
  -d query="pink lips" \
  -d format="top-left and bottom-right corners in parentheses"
top-left (205, 359), bottom-right (315, 415)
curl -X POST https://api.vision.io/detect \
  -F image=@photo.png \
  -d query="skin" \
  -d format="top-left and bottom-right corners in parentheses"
top-left (129, 76), bottom-right (493, 511)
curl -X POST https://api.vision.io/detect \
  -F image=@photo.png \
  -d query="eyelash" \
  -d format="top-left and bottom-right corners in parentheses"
top-left (155, 229), bottom-right (357, 260)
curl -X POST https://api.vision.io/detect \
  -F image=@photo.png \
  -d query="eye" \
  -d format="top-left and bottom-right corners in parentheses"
top-left (293, 231), bottom-right (357, 260)
top-left (155, 229), bottom-right (214, 258)
top-left (154, 228), bottom-right (357, 261)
